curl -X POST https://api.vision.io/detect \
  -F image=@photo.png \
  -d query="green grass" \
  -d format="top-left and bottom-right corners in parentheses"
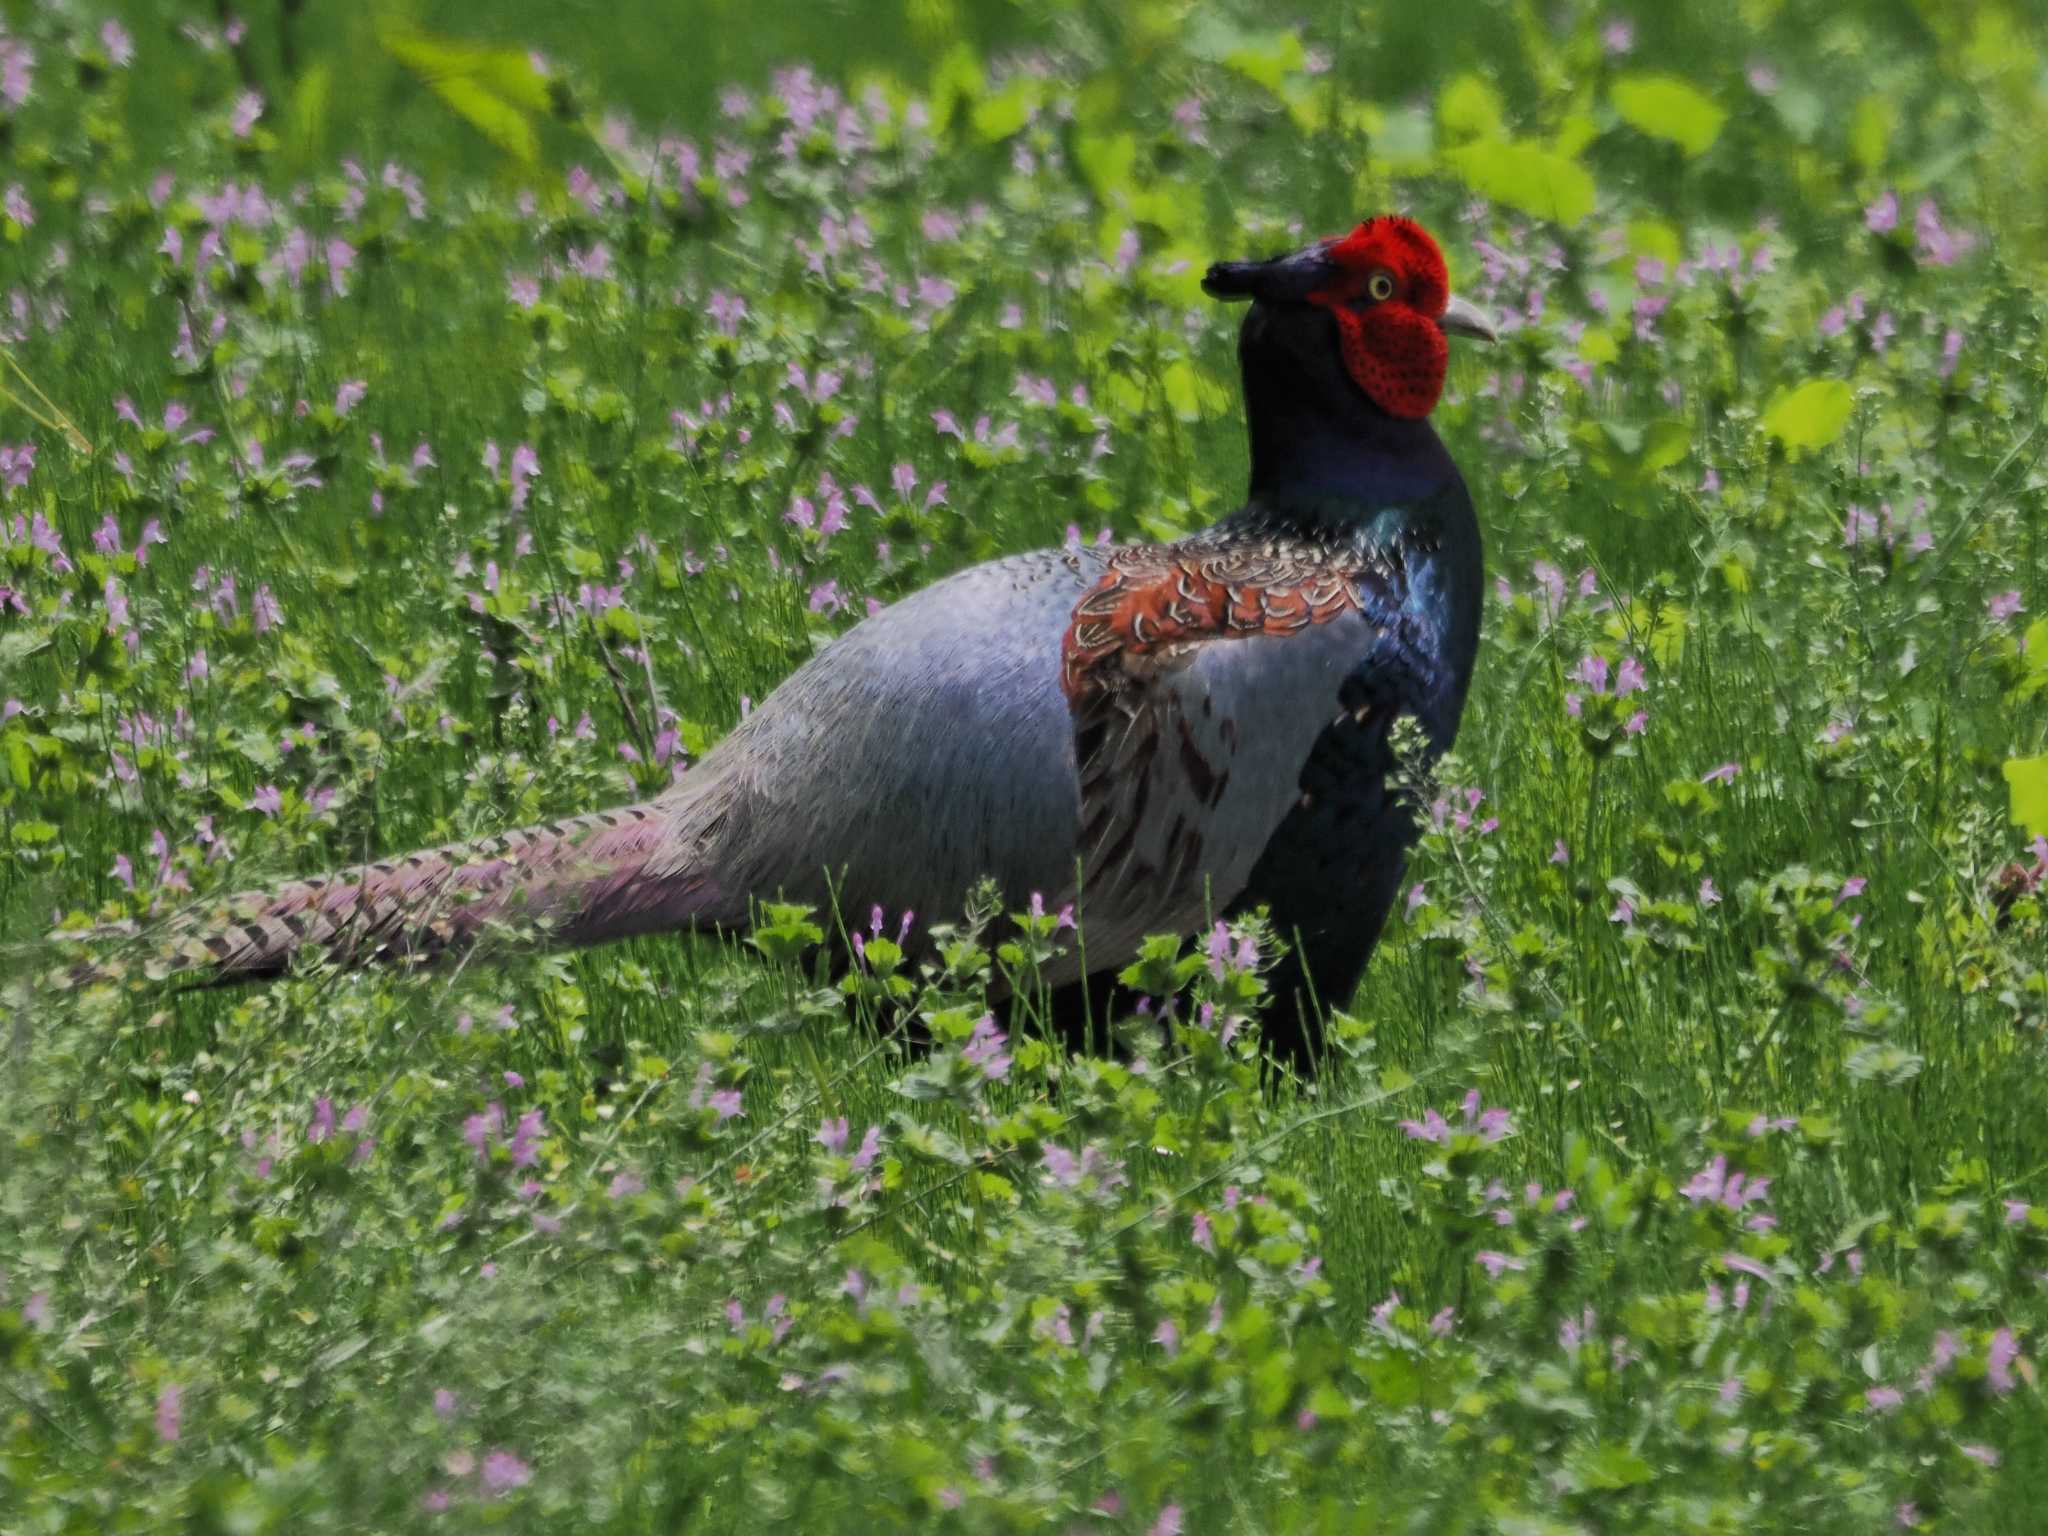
top-left (5, 0), bottom-right (2048, 1529)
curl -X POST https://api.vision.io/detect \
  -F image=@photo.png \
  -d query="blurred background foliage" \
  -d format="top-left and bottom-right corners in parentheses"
top-left (49, 0), bottom-right (2048, 264)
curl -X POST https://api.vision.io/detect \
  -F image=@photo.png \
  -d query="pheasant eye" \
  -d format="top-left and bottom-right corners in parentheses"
top-left (1366, 271), bottom-right (1396, 302)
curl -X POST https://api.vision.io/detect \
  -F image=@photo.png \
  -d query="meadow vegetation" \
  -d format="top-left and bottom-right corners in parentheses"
top-left (4, 0), bottom-right (2048, 1528)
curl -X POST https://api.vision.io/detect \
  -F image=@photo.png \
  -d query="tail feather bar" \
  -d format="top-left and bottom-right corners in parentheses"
top-left (54, 802), bottom-right (706, 988)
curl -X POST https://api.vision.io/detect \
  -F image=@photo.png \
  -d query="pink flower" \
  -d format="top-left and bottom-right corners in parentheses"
top-left (1401, 1089), bottom-right (1513, 1145)
top-left (251, 784), bottom-right (283, 816)
top-left (1149, 1505), bottom-right (1183, 1536)
top-left (1989, 590), bottom-right (2024, 622)
top-left (850, 1125), bottom-right (881, 1172)
top-left (1865, 190), bottom-right (1899, 235)
top-left (1702, 761), bottom-right (1740, 786)
top-left (1988, 1328), bottom-right (2020, 1394)
top-left (101, 20), bottom-right (135, 66)
top-left (156, 1383), bottom-right (182, 1443)
top-left (230, 91), bottom-right (264, 138)
top-left (508, 444), bottom-right (539, 511)
top-left (480, 1449), bottom-right (532, 1494)
top-left (963, 1014), bottom-right (1011, 1080)
top-left (1721, 1251), bottom-right (1773, 1282)
top-left (1475, 1250), bottom-right (1524, 1278)
top-left (1913, 199), bottom-right (1973, 267)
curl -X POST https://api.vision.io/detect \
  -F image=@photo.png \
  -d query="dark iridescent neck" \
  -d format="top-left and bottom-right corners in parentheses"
top-left (1238, 316), bottom-right (1458, 518)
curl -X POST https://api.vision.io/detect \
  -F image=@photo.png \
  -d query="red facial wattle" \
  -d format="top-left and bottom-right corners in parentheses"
top-left (1308, 217), bottom-right (1453, 420)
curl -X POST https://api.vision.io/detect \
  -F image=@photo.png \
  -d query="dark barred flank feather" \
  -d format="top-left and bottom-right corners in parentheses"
top-left (53, 216), bottom-right (1492, 1065)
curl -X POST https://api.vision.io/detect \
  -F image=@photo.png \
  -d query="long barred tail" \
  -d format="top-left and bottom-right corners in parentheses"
top-left (56, 801), bottom-right (713, 989)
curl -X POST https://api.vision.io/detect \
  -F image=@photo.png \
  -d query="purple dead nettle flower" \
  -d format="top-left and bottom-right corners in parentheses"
top-left (1989, 590), bottom-right (2024, 622)
top-left (1987, 1328), bottom-right (2023, 1393)
top-left (1939, 328), bottom-right (1965, 381)
top-left (1563, 651), bottom-right (1647, 733)
top-left (963, 1014), bottom-right (1011, 1080)
top-left (1401, 1089), bottom-right (1514, 1146)
top-left (0, 32), bottom-right (33, 110)
top-left (1681, 1155), bottom-right (1775, 1228)
top-left (1913, 198), bottom-right (1974, 267)
top-left (480, 1450), bottom-right (532, 1496)
top-left (100, 23), bottom-right (134, 66)
top-left (462, 1103), bottom-right (504, 1160)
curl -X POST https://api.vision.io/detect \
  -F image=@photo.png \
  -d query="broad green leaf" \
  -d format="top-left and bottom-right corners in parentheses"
top-left (377, 21), bottom-right (546, 163)
top-left (970, 77), bottom-right (1037, 142)
top-left (288, 60), bottom-right (332, 156)
top-left (1442, 138), bottom-right (1596, 226)
top-left (1074, 131), bottom-right (1138, 202)
top-left (1762, 379), bottom-right (1853, 454)
top-left (1848, 94), bottom-right (1893, 173)
top-left (1611, 73), bottom-right (1727, 157)
top-left (2005, 754), bottom-right (2048, 836)
top-left (429, 78), bottom-right (537, 163)
top-left (1624, 220), bottom-right (1683, 269)
top-left (1185, 18), bottom-right (1307, 95)
top-left (2020, 619), bottom-right (2048, 700)
top-left (926, 42), bottom-right (985, 136)
top-left (1161, 360), bottom-right (1223, 421)
top-left (1576, 416), bottom-right (1692, 487)
top-left (1570, 1442), bottom-right (1656, 1490)
top-left (1438, 73), bottom-right (1506, 143)
top-left (1221, 29), bottom-right (1307, 94)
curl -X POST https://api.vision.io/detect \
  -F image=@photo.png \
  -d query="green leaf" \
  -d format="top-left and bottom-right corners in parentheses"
top-left (1438, 74), bottom-right (1506, 143)
top-left (1442, 139), bottom-right (1596, 226)
top-left (970, 77), bottom-right (1037, 142)
top-left (2018, 618), bottom-right (2048, 700)
top-left (1849, 94), bottom-right (1894, 174)
top-left (927, 42), bottom-right (986, 136)
top-left (1185, 19), bottom-right (1307, 95)
top-left (2005, 754), bottom-right (2048, 836)
top-left (1221, 29), bottom-right (1307, 93)
top-left (1570, 1442), bottom-right (1657, 1490)
top-left (1578, 416), bottom-right (1693, 487)
top-left (1761, 379), bottom-right (1854, 455)
top-left (1611, 73), bottom-right (1727, 157)
top-left (377, 21), bottom-right (546, 163)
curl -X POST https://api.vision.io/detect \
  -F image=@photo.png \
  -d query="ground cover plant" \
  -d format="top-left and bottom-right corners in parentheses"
top-left (4, 0), bottom-right (2048, 1529)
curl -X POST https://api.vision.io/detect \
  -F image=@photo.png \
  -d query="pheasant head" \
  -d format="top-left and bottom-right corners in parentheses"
top-left (1204, 216), bottom-right (1496, 421)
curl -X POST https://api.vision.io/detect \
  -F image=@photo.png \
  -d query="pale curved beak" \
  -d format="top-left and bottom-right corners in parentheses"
top-left (1440, 294), bottom-right (1499, 343)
